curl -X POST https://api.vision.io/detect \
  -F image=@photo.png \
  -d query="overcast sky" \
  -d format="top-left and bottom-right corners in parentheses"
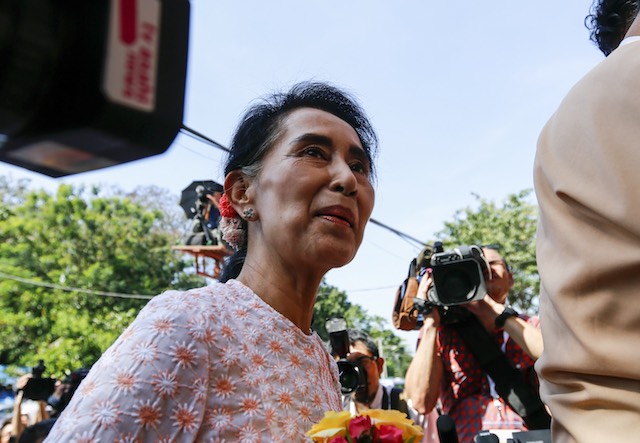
top-left (0, 1), bottom-right (605, 351)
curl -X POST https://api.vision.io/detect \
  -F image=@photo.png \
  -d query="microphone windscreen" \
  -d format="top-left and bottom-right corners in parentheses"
top-left (436, 414), bottom-right (459, 443)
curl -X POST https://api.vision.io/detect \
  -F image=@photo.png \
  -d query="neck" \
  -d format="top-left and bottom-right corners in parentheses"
top-left (237, 255), bottom-right (323, 333)
top-left (626, 14), bottom-right (640, 38)
top-left (354, 385), bottom-right (380, 410)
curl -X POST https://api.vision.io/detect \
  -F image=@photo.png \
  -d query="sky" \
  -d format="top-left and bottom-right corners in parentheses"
top-left (0, 1), bottom-right (605, 351)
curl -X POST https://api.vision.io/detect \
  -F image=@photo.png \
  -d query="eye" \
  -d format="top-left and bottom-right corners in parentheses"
top-left (302, 146), bottom-right (327, 159)
top-left (350, 160), bottom-right (370, 176)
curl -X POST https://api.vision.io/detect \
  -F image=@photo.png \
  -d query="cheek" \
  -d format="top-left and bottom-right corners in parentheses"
top-left (359, 186), bottom-right (375, 217)
top-left (366, 367), bottom-right (378, 384)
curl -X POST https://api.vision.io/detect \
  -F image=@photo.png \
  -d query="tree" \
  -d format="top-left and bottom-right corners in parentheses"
top-left (434, 189), bottom-right (539, 312)
top-left (0, 178), bottom-right (415, 377)
top-left (0, 182), bottom-right (205, 374)
top-left (312, 280), bottom-right (412, 378)
top-left (0, 175), bottom-right (30, 206)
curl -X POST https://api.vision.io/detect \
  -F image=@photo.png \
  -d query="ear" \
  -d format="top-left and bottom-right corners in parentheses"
top-left (376, 357), bottom-right (385, 374)
top-left (224, 170), bottom-right (253, 214)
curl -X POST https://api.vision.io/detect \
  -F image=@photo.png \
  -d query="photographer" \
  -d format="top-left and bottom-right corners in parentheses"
top-left (341, 329), bottom-right (410, 416)
top-left (6, 373), bottom-right (51, 443)
top-left (404, 247), bottom-right (544, 442)
top-left (183, 184), bottom-right (223, 247)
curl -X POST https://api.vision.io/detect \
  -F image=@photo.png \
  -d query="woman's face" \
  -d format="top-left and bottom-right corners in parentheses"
top-left (247, 107), bottom-right (375, 270)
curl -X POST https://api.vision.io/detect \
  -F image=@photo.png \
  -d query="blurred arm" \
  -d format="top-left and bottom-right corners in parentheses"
top-left (403, 275), bottom-right (443, 415)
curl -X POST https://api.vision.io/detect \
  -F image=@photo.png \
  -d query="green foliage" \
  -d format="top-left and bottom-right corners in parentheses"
top-left (0, 181), bottom-right (205, 375)
top-left (434, 189), bottom-right (539, 312)
top-left (312, 281), bottom-right (412, 378)
top-left (0, 178), bottom-right (538, 383)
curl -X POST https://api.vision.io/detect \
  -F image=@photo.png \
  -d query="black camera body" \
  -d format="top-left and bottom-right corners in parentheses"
top-left (412, 243), bottom-right (490, 325)
top-left (326, 318), bottom-right (367, 395)
top-left (428, 244), bottom-right (489, 307)
top-left (22, 360), bottom-right (56, 402)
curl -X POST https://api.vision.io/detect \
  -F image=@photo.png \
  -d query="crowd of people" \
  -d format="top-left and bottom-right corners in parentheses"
top-left (2, 1), bottom-right (638, 441)
top-left (0, 369), bottom-right (88, 443)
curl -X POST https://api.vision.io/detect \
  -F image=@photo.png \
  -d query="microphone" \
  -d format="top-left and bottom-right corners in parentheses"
top-left (436, 414), bottom-right (459, 443)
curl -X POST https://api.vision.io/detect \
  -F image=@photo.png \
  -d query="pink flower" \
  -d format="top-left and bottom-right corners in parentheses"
top-left (219, 215), bottom-right (245, 250)
top-left (328, 437), bottom-right (349, 443)
top-left (348, 415), bottom-right (372, 440)
top-left (218, 194), bottom-right (237, 218)
top-left (376, 424), bottom-right (404, 443)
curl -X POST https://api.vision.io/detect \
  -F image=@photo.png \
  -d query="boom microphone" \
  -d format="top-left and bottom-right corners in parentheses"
top-left (436, 414), bottom-right (459, 443)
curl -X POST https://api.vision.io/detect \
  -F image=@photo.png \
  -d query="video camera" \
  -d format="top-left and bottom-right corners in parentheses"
top-left (325, 318), bottom-right (367, 395)
top-left (427, 243), bottom-right (489, 306)
top-left (413, 242), bottom-right (490, 324)
top-left (21, 360), bottom-right (56, 402)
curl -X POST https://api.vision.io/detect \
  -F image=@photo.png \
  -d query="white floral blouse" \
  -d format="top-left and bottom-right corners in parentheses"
top-left (44, 279), bottom-right (341, 442)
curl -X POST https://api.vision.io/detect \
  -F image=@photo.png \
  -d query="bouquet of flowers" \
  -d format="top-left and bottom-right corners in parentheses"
top-left (306, 409), bottom-right (423, 443)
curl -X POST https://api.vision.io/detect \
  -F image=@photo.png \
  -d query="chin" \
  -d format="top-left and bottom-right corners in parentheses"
top-left (324, 257), bottom-right (355, 271)
top-left (315, 243), bottom-right (358, 268)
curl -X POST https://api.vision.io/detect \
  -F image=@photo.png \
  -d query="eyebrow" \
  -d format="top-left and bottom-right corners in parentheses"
top-left (292, 133), bottom-right (370, 165)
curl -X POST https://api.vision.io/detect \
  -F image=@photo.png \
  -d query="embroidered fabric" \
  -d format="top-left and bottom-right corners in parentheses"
top-left (45, 279), bottom-right (341, 442)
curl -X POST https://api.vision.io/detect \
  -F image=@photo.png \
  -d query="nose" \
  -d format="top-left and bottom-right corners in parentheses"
top-left (330, 160), bottom-right (358, 196)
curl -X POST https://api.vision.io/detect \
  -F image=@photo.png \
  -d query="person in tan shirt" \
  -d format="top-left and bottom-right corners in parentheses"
top-left (534, 3), bottom-right (640, 441)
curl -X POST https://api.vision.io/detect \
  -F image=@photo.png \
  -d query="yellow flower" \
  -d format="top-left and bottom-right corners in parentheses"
top-left (306, 410), bottom-right (352, 440)
top-left (361, 409), bottom-right (424, 440)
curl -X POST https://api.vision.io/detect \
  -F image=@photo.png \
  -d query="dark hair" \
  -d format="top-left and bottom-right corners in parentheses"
top-left (586, 0), bottom-right (639, 55)
top-left (481, 244), bottom-right (512, 273)
top-left (347, 329), bottom-right (379, 359)
top-left (224, 81), bottom-right (378, 179)
top-left (219, 81), bottom-right (378, 282)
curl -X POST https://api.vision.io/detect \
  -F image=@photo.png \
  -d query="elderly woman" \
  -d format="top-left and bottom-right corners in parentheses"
top-left (44, 81), bottom-right (378, 442)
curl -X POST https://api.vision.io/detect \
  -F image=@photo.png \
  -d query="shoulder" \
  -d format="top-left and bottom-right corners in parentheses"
top-left (101, 282), bottom-right (247, 358)
top-left (555, 42), bottom-right (640, 120)
top-left (141, 280), bottom-right (240, 318)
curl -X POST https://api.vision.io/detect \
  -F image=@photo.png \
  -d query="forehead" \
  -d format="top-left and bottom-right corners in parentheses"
top-left (278, 107), bottom-right (363, 147)
top-left (482, 248), bottom-right (504, 263)
top-left (350, 340), bottom-right (372, 356)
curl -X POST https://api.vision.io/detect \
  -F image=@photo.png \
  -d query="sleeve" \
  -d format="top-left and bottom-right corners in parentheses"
top-left (44, 290), bottom-right (213, 443)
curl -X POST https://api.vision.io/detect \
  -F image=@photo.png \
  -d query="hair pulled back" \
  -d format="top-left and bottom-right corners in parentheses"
top-left (219, 81), bottom-right (378, 282)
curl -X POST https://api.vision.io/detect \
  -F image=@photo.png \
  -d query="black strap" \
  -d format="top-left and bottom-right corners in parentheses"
top-left (386, 387), bottom-right (409, 416)
top-left (452, 315), bottom-right (551, 430)
top-left (382, 387), bottom-right (390, 410)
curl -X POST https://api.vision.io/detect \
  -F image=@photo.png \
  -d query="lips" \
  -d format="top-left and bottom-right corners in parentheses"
top-left (317, 205), bottom-right (355, 228)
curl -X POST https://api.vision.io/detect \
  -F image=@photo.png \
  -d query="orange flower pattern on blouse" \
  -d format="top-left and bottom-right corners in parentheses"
top-left (44, 279), bottom-right (341, 442)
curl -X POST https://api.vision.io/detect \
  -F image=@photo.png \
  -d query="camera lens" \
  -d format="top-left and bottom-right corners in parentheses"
top-left (429, 245), bottom-right (488, 310)
top-left (435, 259), bottom-right (483, 305)
top-left (337, 360), bottom-right (364, 394)
top-left (442, 269), bottom-right (474, 303)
